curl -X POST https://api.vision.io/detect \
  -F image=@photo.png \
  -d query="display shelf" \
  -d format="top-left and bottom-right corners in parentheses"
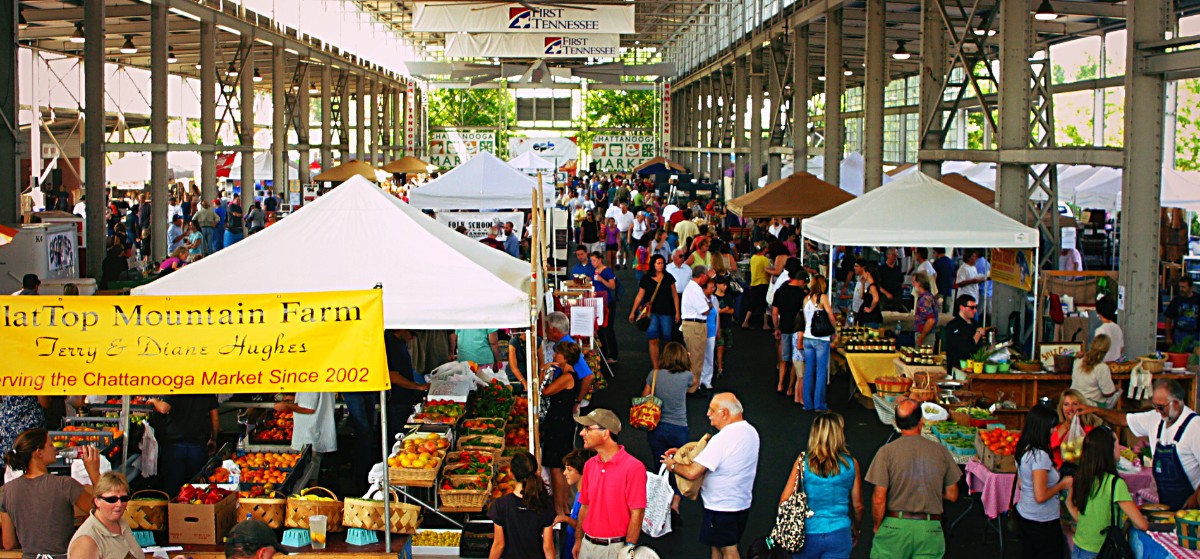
top-left (966, 372), bottom-right (1195, 429)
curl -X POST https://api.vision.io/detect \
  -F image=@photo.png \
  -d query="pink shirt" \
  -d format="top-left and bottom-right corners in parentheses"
top-left (578, 446), bottom-right (647, 538)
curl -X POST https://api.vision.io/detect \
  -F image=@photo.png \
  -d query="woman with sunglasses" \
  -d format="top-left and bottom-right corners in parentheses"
top-left (68, 473), bottom-right (144, 559)
top-left (1, 428), bottom-right (103, 556)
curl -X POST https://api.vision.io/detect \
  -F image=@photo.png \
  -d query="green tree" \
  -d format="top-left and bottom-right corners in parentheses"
top-left (1176, 79), bottom-right (1200, 170)
top-left (427, 88), bottom-right (516, 149)
top-left (574, 89), bottom-right (657, 151)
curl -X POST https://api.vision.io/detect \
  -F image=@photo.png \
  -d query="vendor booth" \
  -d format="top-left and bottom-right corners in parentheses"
top-left (313, 160), bottom-right (378, 183)
top-left (408, 151), bottom-right (553, 211)
top-left (382, 156), bottom-right (433, 175)
top-left (506, 151), bottom-right (556, 171)
top-left (633, 156), bottom-right (687, 176)
top-left (726, 172), bottom-right (854, 219)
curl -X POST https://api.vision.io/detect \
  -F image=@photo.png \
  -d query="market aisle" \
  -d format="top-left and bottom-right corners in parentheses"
top-left (590, 268), bottom-right (1014, 559)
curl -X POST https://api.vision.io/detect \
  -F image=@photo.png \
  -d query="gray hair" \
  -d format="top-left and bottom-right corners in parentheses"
top-left (1155, 378), bottom-right (1187, 403)
top-left (712, 393), bottom-right (743, 415)
top-left (913, 273), bottom-right (932, 293)
top-left (546, 311), bottom-right (569, 334)
top-left (691, 265), bottom-right (708, 279)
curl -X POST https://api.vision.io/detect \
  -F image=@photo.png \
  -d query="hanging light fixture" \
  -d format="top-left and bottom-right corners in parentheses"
top-left (18, 10), bottom-right (28, 31)
top-left (120, 35), bottom-right (137, 54)
top-left (308, 82), bottom-right (320, 95)
top-left (252, 67), bottom-right (263, 82)
top-left (817, 68), bottom-right (826, 82)
top-left (1034, 0), bottom-right (1058, 21)
top-left (842, 62), bottom-right (852, 76)
top-left (226, 63), bottom-right (238, 77)
top-left (892, 40), bottom-right (911, 60)
top-left (167, 46), bottom-right (178, 63)
top-left (69, 22), bottom-right (85, 44)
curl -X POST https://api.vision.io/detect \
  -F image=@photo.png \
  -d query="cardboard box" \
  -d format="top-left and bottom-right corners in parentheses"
top-left (975, 430), bottom-right (1019, 473)
top-left (168, 492), bottom-right (238, 545)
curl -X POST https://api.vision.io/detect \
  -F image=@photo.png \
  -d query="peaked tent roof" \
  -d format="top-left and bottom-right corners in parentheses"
top-left (633, 156), bottom-right (687, 176)
top-left (507, 152), bottom-right (556, 171)
top-left (133, 176), bottom-right (532, 329)
top-left (938, 173), bottom-right (996, 205)
top-left (727, 172), bottom-right (855, 219)
top-left (408, 151), bottom-right (552, 210)
top-left (802, 172), bottom-right (1038, 248)
top-left (383, 156), bottom-right (433, 174)
top-left (314, 160), bottom-right (377, 183)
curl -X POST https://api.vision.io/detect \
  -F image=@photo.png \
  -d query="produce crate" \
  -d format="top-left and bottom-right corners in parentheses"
top-left (458, 417), bottom-right (507, 437)
top-left (285, 486), bottom-right (344, 532)
top-left (439, 481), bottom-right (491, 512)
top-left (124, 489), bottom-right (170, 531)
top-left (410, 529), bottom-right (461, 555)
top-left (388, 457), bottom-right (441, 488)
top-left (343, 489), bottom-right (421, 534)
top-left (1178, 513), bottom-right (1200, 550)
top-left (168, 490), bottom-right (237, 545)
top-left (975, 429), bottom-right (1020, 473)
top-left (457, 434), bottom-right (504, 454)
top-left (237, 497), bottom-right (287, 529)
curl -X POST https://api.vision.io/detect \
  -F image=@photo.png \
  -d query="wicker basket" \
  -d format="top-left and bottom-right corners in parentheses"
top-left (388, 457), bottom-right (442, 488)
top-left (285, 486), bottom-right (344, 532)
top-left (439, 482), bottom-right (491, 511)
top-left (457, 434), bottom-right (505, 454)
top-left (343, 489), bottom-right (422, 534)
top-left (1106, 360), bottom-right (1136, 374)
top-left (459, 418), bottom-right (507, 437)
top-left (909, 376), bottom-right (937, 403)
top-left (238, 497), bottom-right (287, 529)
top-left (124, 489), bottom-right (169, 531)
top-left (1014, 361), bottom-right (1044, 373)
top-left (1139, 356), bottom-right (1167, 373)
top-left (874, 376), bottom-right (913, 394)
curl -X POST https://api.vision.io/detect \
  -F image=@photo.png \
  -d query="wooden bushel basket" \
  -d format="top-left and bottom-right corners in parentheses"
top-left (285, 487), bottom-right (344, 532)
top-left (343, 489), bottom-right (422, 534)
top-left (909, 376), bottom-right (938, 403)
top-left (238, 497), bottom-right (287, 529)
top-left (124, 489), bottom-right (170, 531)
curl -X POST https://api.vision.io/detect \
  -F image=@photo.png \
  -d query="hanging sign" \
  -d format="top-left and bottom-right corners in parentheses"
top-left (406, 83), bottom-right (416, 153)
top-left (990, 248), bottom-right (1035, 291)
top-left (436, 211), bottom-right (525, 241)
top-left (414, 2), bottom-right (634, 33)
top-left (509, 137), bottom-right (579, 160)
top-left (591, 135), bottom-right (656, 171)
top-left (445, 33), bottom-right (620, 59)
top-left (661, 82), bottom-right (672, 156)
top-left (429, 131), bottom-right (497, 169)
top-left (0, 290), bottom-right (389, 395)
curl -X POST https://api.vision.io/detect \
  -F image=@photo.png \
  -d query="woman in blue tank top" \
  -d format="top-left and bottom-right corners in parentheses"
top-left (777, 412), bottom-right (863, 559)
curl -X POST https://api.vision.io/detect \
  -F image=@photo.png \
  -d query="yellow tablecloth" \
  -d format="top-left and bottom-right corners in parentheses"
top-left (838, 350), bottom-right (902, 397)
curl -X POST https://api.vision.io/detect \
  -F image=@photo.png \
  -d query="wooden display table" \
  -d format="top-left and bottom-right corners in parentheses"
top-left (837, 349), bottom-right (902, 397)
top-left (0, 534), bottom-right (411, 559)
top-left (965, 372), bottom-right (1196, 430)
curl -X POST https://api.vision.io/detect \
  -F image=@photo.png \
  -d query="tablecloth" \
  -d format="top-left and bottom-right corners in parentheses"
top-left (894, 358), bottom-right (948, 382)
top-left (840, 350), bottom-right (902, 397)
top-left (965, 460), bottom-right (1160, 519)
top-left (1133, 528), bottom-right (1200, 559)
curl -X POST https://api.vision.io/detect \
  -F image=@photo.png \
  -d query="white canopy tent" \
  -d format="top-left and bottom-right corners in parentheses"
top-left (408, 151), bottom-right (554, 210)
top-left (227, 152), bottom-right (300, 181)
top-left (133, 175), bottom-right (532, 329)
top-left (507, 151), bottom-right (556, 171)
top-left (107, 153), bottom-right (199, 184)
top-left (801, 171), bottom-right (1042, 341)
top-left (1072, 166), bottom-right (1200, 212)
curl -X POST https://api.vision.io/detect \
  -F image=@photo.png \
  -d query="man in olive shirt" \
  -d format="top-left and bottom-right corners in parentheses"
top-left (866, 399), bottom-right (961, 559)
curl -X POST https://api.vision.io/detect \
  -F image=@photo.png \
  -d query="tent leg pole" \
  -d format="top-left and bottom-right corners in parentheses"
top-left (526, 329), bottom-right (538, 465)
top-left (121, 395), bottom-right (130, 476)
top-left (380, 388), bottom-right (390, 553)
top-left (1032, 248), bottom-right (1040, 350)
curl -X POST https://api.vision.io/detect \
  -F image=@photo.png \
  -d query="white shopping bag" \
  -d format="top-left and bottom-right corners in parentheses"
top-left (139, 422), bottom-right (159, 477)
top-left (642, 465), bottom-right (673, 538)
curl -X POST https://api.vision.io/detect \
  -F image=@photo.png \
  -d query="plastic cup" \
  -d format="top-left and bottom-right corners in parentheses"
top-left (309, 515), bottom-right (327, 549)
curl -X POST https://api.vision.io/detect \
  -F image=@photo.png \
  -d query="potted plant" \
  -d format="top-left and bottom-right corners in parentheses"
top-left (997, 361), bottom-right (1011, 373)
top-left (972, 348), bottom-right (991, 374)
top-left (1166, 337), bottom-right (1193, 369)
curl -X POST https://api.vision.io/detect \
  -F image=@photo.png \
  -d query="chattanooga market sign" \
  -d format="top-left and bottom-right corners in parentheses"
top-left (445, 33), bottom-right (620, 59)
top-left (413, 2), bottom-right (634, 34)
top-left (429, 131), bottom-right (496, 169)
top-left (591, 135), bottom-right (656, 171)
top-left (0, 290), bottom-right (389, 395)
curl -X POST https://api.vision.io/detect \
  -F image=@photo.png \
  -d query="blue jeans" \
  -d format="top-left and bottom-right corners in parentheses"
top-left (158, 441), bottom-right (209, 498)
top-left (647, 422), bottom-right (689, 495)
top-left (803, 337), bottom-right (831, 410)
top-left (1070, 547), bottom-right (1098, 559)
top-left (646, 313), bottom-right (674, 342)
top-left (794, 528), bottom-right (853, 559)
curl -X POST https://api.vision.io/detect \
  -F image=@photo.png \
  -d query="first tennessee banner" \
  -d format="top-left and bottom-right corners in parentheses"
top-left (0, 290), bottom-right (390, 396)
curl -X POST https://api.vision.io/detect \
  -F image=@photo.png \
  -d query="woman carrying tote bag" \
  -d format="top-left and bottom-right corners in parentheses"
top-left (775, 411), bottom-right (863, 558)
top-left (800, 275), bottom-right (837, 412)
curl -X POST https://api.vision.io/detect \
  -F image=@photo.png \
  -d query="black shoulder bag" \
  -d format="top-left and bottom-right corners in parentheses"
top-left (1095, 475), bottom-right (1134, 559)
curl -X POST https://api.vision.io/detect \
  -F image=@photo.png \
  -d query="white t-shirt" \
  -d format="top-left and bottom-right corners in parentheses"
top-left (73, 201), bottom-right (87, 218)
top-left (167, 204), bottom-right (183, 220)
top-left (615, 210), bottom-right (635, 233)
top-left (955, 262), bottom-right (980, 302)
top-left (915, 260), bottom-right (936, 284)
top-left (667, 263), bottom-right (692, 294)
top-left (694, 420), bottom-right (760, 512)
top-left (662, 205), bottom-right (681, 222)
top-left (632, 218), bottom-right (648, 240)
top-left (681, 280), bottom-right (710, 320)
top-left (604, 205), bottom-right (622, 221)
top-left (293, 392), bottom-right (338, 453)
top-left (1095, 322), bottom-right (1124, 363)
top-left (1127, 407), bottom-right (1200, 490)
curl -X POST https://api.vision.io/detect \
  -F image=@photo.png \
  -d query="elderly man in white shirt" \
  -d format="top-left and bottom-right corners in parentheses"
top-left (680, 265), bottom-right (712, 389)
top-left (666, 250), bottom-right (693, 295)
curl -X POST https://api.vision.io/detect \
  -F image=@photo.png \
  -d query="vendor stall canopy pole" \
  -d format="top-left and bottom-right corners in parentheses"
top-left (380, 386), bottom-right (391, 553)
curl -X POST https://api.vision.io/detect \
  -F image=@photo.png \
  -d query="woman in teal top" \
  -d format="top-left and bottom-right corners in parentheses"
top-left (454, 329), bottom-right (499, 367)
top-left (778, 412), bottom-right (863, 559)
top-left (1064, 427), bottom-right (1148, 559)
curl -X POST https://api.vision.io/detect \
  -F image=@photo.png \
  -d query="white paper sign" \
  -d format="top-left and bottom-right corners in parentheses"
top-left (570, 306), bottom-right (596, 338)
top-left (414, 2), bottom-right (635, 34)
top-left (446, 33), bottom-right (620, 59)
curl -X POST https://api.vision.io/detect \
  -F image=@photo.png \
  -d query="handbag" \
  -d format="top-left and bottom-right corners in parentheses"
top-left (642, 465), bottom-right (673, 538)
top-left (635, 276), bottom-right (665, 332)
top-left (1095, 476), bottom-right (1134, 559)
top-left (745, 536), bottom-right (791, 559)
top-left (809, 297), bottom-right (836, 338)
top-left (769, 453), bottom-right (813, 552)
top-left (629, 370), bottom-right (663, 431)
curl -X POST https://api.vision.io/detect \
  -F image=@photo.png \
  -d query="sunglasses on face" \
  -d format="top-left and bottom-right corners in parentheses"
top-left (97, 495), bottom-right (131, 503)
top-left (966, 305), bottom-right (978, 310)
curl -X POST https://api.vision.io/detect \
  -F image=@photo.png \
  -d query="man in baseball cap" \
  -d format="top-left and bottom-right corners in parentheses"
top-left (571, 408), bottom-right (647, 558)
top-left (225, 519), bottom-right (285, 559)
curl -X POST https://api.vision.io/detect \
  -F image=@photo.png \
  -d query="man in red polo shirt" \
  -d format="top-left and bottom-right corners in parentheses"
top-left (573, 409), bottom-right (648, 559)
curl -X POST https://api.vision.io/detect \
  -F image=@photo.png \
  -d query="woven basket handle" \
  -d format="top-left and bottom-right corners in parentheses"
top-left (301, 486), bottom-right (339, 501)
top-left (363, 487), bottom-right (402, 503)
top-left (130, 489), bottom-right (171, 502)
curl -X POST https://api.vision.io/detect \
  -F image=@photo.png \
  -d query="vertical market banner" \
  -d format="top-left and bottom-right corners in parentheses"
top-left (0, 290), bottom-right (389, 396)
top-left (661, 82), bottom-right (672, 157)
top-left (990, 248), bottom-right (1035, 291)
top-left (591, 135), bottom-right (656, 171)
top-left (436, 211), bottom-right (525, 241)
top-left (429, 131), bottom-right (497, 169)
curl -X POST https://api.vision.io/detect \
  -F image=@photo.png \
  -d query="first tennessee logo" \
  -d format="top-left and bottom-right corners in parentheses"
top-left (544, 37), bottom-right (564, 55)
top-left (509, 7), bottom-right (532, 29)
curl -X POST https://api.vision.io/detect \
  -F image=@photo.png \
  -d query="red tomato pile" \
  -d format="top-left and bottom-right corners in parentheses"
top-left (980, 428), bottom-right (1017, 456)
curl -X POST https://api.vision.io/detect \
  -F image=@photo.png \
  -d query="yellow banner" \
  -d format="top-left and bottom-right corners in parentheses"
top-left (0, 290), bottom-right (390, 395)
top-left (990, 248), bottom-right (1035, 291)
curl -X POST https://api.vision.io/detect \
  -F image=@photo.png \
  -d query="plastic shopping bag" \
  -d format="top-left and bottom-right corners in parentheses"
top-left (139, 422), bottom-right (159, 477)
top-left (1061, 414), bottom-right (1086, 464)
top-left (642, 465), bottom-right (673, 538)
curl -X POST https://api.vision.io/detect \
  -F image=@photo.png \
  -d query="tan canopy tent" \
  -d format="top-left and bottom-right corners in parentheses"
top-left (633, 156), bottom-right (687, 175)
top-left (314, 160), bottom-right (378, 182)
top-left (939, 173), bottom-right (995, 205)
top-left (383, 156), bottom-right (433, 174)
top-left (727, 172), bottom-right (855, 219)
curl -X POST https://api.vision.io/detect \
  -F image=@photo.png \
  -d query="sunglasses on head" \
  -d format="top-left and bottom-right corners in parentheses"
top-left (96, 495), bottom-right (131, 503)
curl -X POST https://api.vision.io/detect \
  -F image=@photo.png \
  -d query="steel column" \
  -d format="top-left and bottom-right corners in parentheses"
top-left (733, 57), bottom-right (748, 197)
top-left (200, 20), bottom-right (217, 201)
top-left (395, 87), bottom-right (405, 157)
top-left (824, 8), bottom-right (844, 186)
top-left (150, 0), bottom-right (169, 262)
top-left (84, 1), bottom-right (106, 279)
top-left (793, 25), bottom-right (810, 170)
top-left (272, 46), bottom-right (286, 201)
top-left (356, 75), bottom-right (366, 161)
top-left (239, 43), bottom-right (255, 191)
top-left (0, 0), bottom-right (18, 225)
top-left (1120, 0), bottom-right (1170, 357)
top-left (369, 79), bottom-right (379, 167)
top-left (298, 68), bottom-right (312, 191)
top-left (749, 50), bottom-right (765, 190)
top-left (997, 0), bottom-right (1032, 218)
top-left (321, 64), bottom-right (333, 171)
top-left (863, 0), bottom-right (886, 191)
top-left (766, 59), bottom-right (782, 184)
top-left (918, 0), bottom-right (946, 178)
